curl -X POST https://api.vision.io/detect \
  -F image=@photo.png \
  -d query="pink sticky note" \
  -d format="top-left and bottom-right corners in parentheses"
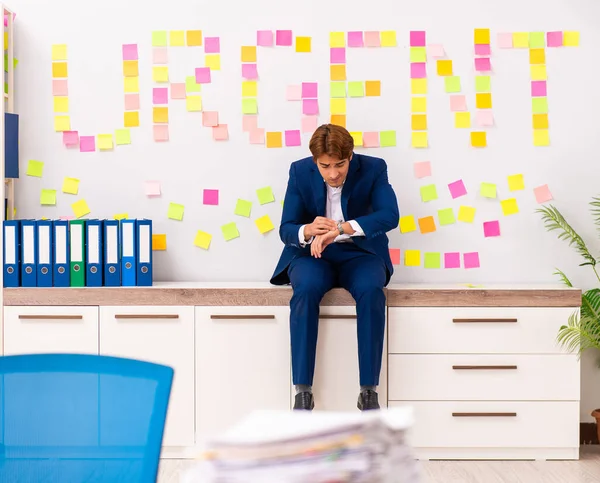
top-left (154, 125), bottom-right (169, 142)
top-left (364, 31), bottom-right (381, 47)
top-left (195, 67), bottom-right (211, 84)
top-left (448, 179), bottom-right (467, 198)
top-left (276, 30), bottom-right (292, 46)
top-left (242, 63), bottom-right (258, 79)
top-left (464, 252), bottom-right (480, 269)
top-left (153, 87), bottom-right (168, 104)
top-left (427, 44), bottom-right (445, 57)
top-left (497, 33), bottom-right (513, 49)
top-left (348, 31), bottom-right (364, 47)
top-left (63, 131), bottom-right (79, 146)
top-left (531, 81), bottom-right (547, 97)
top-left (202, 111), bottom-right (219, 127)
top-left (534, 184), bottom-right (553, 203)
top-left (410, 62), bottom-right (426, 78)
top-left (285, 130), bottom-right (301, 147)
top-left (301, 115), bottom-right (318, 133)
top-left (59, 215), bottom-right (75, 221)
top-left (330, 47), bottom-right (346, 64)
top-left (302, 82), bottom-right (318, 98)
top-left (475, 57), bottom-right (491, 72)
top-left (302, 99), bottom-right (319, 115)
top-left (286, 85), bottom-right (302, 101)
top-left (79, 136), bottom-right (95, 152)
top-left (212, 124), bottom-right (229, 141)
top-left (363, 132), bottom-right (379, 147)
top-left (170, 83), bottom-right (186, 99)
top-left (547, 31), bottom-right (563, 47)
top-left (145, 181), bottom-right (161, 196)
top-left (450, 95), bottom-right (467, 111)
top-left (125, 93), bottom-right (140, 110)
top-left (249, 128), bottom-right (265, 144)
top-left (410, 31), bottom-right (426, 47)
top-left (153, 47), bottom-right (168, 64)
top-left (52, 79), bottom-right (68, 96)
top-left (203, 189), bottom-right (219, 205)
top-left (122, 44), bottom-right (138, 60)
top-left (257, 30), bottom-right (274, 47)
top-left (205, 37), bottom-right (220, 53)
top-left (476, 110), bottom-right (494, 126)
top-left (413, 161), bottom-right (431, 178)
top-left (474, 44), bottom-right (491, 56)
top-left (389, 248), bottom-right (401, 265)
top-left (444, 252), bottom-right (461, 269)
top-left (483, 220), bottom-right (500, 237)
top-left (242, 115), bottom-right (258, 132)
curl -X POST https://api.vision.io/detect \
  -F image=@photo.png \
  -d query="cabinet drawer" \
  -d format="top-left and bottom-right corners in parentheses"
top-left (389, 401), bottom-right (579, 449)
top-left (388, 354), bottom-right (579, 401)
top-left (388, 307), bottom-right (574, 354)
top-left (3, 306), bottom-right (98, 355)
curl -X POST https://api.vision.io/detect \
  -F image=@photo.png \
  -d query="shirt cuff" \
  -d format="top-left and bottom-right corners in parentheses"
top-left (347, 220), bottom-right (365, 237)
top-left (299, 224), bottom-right (313, 247)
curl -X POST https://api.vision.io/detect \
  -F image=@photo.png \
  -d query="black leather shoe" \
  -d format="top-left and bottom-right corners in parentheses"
top-left (357, 390), bottom-right (380, 410)
top-left (293, 391), bottom-right (314, 410)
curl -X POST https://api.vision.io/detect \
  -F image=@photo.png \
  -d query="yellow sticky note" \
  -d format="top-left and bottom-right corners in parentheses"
top-left (380, 31), bottom-right (397, 47)
top-left (40, 189), bottom-right (57, 206)
top-left (330, 98), bottom-right (346, 115)
top-left (54, 116), bottom-right (70, 132)
top-left (153, 66), bottom-right (169, 82)
top-left (27, 160), bottom-right (44, 177)
top-left (152, 31), bottom-right (167, 47)
top-left (329, 32), bottom-right (345, 47)
top-left (266, 132), bottom-right (283, 148)
top-left (62, 177), bottom-right (79, 194)
top-left (115, 129), bottom-right (131, 145)
top-left (124, 77), bottom-right (139, 93)
top-left (241, 46), bottom-right (257, 62)
top-left (330, 115), bottom-right (346, 128)
top-left (350, 132), bottom-right (363, 146)
top-left (168, 202), bottom-right (184, 221)
top-left (72, 199), bottom-right (91, 218)
top-left (52, 44), bottom-right (67, 61)
top-left (471, 131), bottom-right (487, 147)
top-left (194, 230), bottom-right (212, 250)
top-left (242, 81), bottom-right (258, 97)
top-left (113, 213), bottom-right (129, 220)
top-left (411, 78), bottom-right (427, 94)
top-left (411, 97), bottom-right (427, 113)
top-left (458, 206), bottom-right (476, 223)
top-left (405, 250), bottom-right (421, 267)
top-left (97, 134), bottom-right (113, 150)
top-left (476, 93), bottom-right (492, 109)
top-left (330, 64), bottom-right (346, 81)
top-left (513, 32), bottom-right (529, 48)
top-left (152, 234), bottom-right (167, 250)
top-left (411, 132), bottom-right (428, 148)
top-left (437, 60), bottom-right (453, 76)
top-left (409, 47), bottom-right (427, 63)
top-left (501, 198), bottom-right (519, 216)
top-left (455, 112), bottom-right (471, 128)
top-left (532, 113), bottom-right (549, 129)
top-left (124, 111), bottom-right (140, 128)
top-left (123, 60), bottom-right (138, 77)
top-left (411, 114), bottom-right (427, 130)
top-left (507, 174), bottom-right (525, 191)
top-left (170, 30), bottom-right (185, 46)
top-left (296, 36), bottom-right (311, 52)
top-left (186, 30), bottom-right (203, 46)
top-left (399, 215), bottom-right (417, 233)
top-left (563, 31), bottom-right (580, 47)
top-left (205, 54), bottom-right (220, 70)
top-left (533, 129), bottom-right (550, 146)
top-left (153, 107), bottom-right (169, 123)
top-left (530, 64), bottom-right (547, 81)
top-left (474, 28), bottom-right (490, 44)
top-left (529, 48), bottom-right (545, 65)
top-left (255, 215), bottom-right (275, 234)
top-left (186, 96), bottom-right (202, 111)
top-left (52, 62), bottom-right (68, 78)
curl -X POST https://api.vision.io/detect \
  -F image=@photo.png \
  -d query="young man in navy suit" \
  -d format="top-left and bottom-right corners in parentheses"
top-left (271, 124), bottom-right (399, 411)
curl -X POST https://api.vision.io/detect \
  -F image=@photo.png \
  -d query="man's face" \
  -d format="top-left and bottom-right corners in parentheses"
top-left (316, 153), bottom-right (351, 188)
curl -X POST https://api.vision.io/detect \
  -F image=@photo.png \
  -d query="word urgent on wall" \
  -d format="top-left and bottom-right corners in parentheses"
top-left (50, 28), bottom-right (579, 152)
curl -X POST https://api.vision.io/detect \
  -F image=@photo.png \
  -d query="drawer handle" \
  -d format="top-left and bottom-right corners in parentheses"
top-left (319, 315), bottom-right (357, 319)
top-left (452, 412), bottom-right (517, 417)
top-left (18, 315), bottom-right (83, 320)
top-left (115, 314), bottom-right (179, 319)
top-left (452, 365), bottom-right (518, 370)
top-left (452, 318), bottom-right (517, 323)
top-left (210, 315), bottom-right (275, 320)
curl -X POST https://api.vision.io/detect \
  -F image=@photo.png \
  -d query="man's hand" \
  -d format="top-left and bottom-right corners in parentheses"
top-left (304, 216), bottom-right (337, 240)
top-left (311, 230), bottom-right (338, 258)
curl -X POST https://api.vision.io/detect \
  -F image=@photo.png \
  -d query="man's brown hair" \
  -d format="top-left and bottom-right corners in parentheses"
top-left (309, 124), bottom-right (354, 162)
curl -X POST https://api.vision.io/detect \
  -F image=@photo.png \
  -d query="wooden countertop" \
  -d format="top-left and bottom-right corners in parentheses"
top-left (3, 283), bottom-right (582, 307)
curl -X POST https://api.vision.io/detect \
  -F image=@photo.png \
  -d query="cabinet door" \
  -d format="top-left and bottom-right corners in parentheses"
top-left (3, 306), bottom-right (99, 355)
top-left (99, 306), bottom-right (195, 448)
top-left (195, 306), bottom-right (291, 445)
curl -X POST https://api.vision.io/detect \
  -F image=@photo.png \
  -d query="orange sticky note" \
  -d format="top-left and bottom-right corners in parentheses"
top-left (123, 60), bottom-right (138, 77)
top-left (418, 216), bottom-right (436, 234)
top-left (152, 234), bottom-right (167, 250)
top-left (266, 131), bottom-right (283, 148)
top-left (187, 30), bottom-right (202, 46)
top-left (241, 46), bottom-right (257, 62)
top-left (330, 115), bottom-right (346, 128)
top-left (365, 80), bottom-right (381, 96)
top-left (153, 107), bottom-right (168, 123)
top-left (330, 65), bottom-right (346, 81)
top-left (471, 131), bottom-right (487, 147)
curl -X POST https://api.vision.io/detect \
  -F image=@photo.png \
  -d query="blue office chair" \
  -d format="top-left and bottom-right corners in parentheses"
top-left (0, 353), bottom-right (173, 483)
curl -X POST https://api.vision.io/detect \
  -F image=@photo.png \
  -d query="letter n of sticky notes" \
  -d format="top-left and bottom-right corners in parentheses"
top-left (255, 215), bottom-right (274, 234)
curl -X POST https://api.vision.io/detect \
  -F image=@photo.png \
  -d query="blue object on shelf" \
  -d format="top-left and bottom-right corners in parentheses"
top-left (5, 112), bottom-right (18, 178)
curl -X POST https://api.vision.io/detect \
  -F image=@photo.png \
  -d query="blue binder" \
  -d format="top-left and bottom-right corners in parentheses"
top-left (85, 219), bottom-right (104, 287)
top-left (52, 220), bottom-right (70, 287)
top-left (120, 219), bottom-right (137, 286)
top-left (36, 219), bottom-right (53, 287)
top-left (5, 112), bottom-right (18, 178)
top-left (20, 220), bottom-right (37, 287)
top-left (136, 219), bottom-right (152, 286)
top-left (103, 219), bottom-right (121, 286)
top-left (3, 219), bottom-right (20, 287)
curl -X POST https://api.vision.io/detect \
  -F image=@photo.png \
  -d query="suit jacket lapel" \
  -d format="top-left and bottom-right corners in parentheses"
top-left (311, 166), bottom-right (326, 216)
top-left (341, 154), bottom-right (360, 220)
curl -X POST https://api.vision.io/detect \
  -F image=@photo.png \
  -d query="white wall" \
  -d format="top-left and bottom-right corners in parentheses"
top-left (8, 0), bottom-right (600, 421)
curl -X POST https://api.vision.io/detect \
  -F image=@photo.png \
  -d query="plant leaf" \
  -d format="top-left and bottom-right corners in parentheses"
top-left (591, 196), bottom-right (600, 234)
top-left (582, 288), bottom-right (600, 321)
top-left (557, 310), bottom-right (600, 357)
top-left (553, 269), bottom-right (573, 287)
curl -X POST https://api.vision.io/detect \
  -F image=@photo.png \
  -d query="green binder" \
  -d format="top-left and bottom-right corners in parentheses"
top-left (69, 219), bottom-right (86, 287)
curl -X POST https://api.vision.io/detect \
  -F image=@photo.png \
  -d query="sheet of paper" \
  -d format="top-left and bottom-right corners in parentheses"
top-left (125, 93), bottom-right (141, 109)
top-left (153, 87), bottom-right (168, 104)
top-left (153, 107), bottom-right (169, 123)
top-left (249, 128), bottom-right (265, 144)
top-left (379, 131), bottom-right (396, 147)
top-left (413, 161), bottom-right (431, 178)
top-left (501, 198), bottom-right (519, 215)
top-left (145, 180), bottom-right (161, 196)
top-left (533, 129), bottom-right (550, 146)
top-left (348, 31), bottom-right (364, 47)
top-left (266, 131), bottom-right (283, 148)
top-left (53, 96), bottom-right (69, 113)
top-left (458, 205), bottom-right (476, 223)
top-left (449, 95), bottom-right (467, 111)
top-left (40, 189), bottom-right (56, 206)
top-left (364, 31), bottom-right (381, 47)
top-left (448, 179), bottom-right (467, 198)
top-left (154, 125), bottom-right (169, 141)
top-left (115, 129), bottom-right (131, 145)
top-left (420, 184), bottom-right (438, 202)
top-left (464, 252), bottom-right (480, 269)
top-left (54, 115), bottom-right (70, 132)
top-left (424, 252), bottom-right (441, 269)
top-left (444, 252), bottom-right (461, 269)
top-left (444, 76), bottom-right (461, 93)
top-left (363, 132), bottom-right (379, 148)
top-left (72, 199), bottom-right (90, 218)
top-left (124, 111), bottom-right (139, 127)
top-left (27, 160), bottom-right (43, 177)
top-left (257, 30), bottom-right (274, 46)
top-left (410, 47), bottom-right (426, 63)
top-left (418, 216), bottom-right (436, 234)
top-left (411, 114), bottom-right (427, 130)
top-left (410, 30), bottom-right (426, 46)
top-left (436, 60), bottom-right (453, 76)
top-left (152, 31), bottom-right (167, 47)
top-left (508, 174), bottom-right (525, 191)
top-left (205, 37), bottom-right (220, 53)
top-left (241, 45), bottom-right (257, 62)
top-left (168, 202), bottom-right (184, 220)
top-left (438, 208), bottom-right (456, 225)
top-left (185, 76), bottom-right (201, 93)
top-left (276, 30), bottom-right (293, 46)
top-left (255, 215), bottom-right (275, 234)
top-left (242, 63), bottom-right (258, 79)
top-left (239, 116), bottom-right (256, 134)
top-left (350, 131), bottom-right (363, 146)
top-left (152, 234), bottom-right (167, 251)
top-left (497, 32), bottom-right (513, 48)
top-left (411, 131), bottom-right (428, 148)
top-left (546, 31), bottom-right (563, 47)
top-left (455, 112), bottom-right (470, 128)
top-left (122, 44), bottom-right (138, 60)
top-left (405, 249), bottom-right (420, 266)
top-left (221, 222), bottom-right (240, 241)
top-left (534, 184), bottom-right (553, 203)
top-left (235, 199), bottom-right (252, 217)
top-left (52, 79), bottom-right (68, 96)
top-left (410, 62), bottom-right (426, 78)
top-left (389, 248), bottom-right (400, 265)
top-left (187, 95), bottom-right (202, 111)
top-left (97, 134), bottom-right (113, 150)
top-left (152, 66), bottom-right (168, 83)
top-left (63, 131), bottom-right (79, 146)
top-left (212, 124), bottom-right (228, 141)
top-left (471, 131), bottom-right (487, 147)
top-left (80, 136), bottom-right (95, 152)
top-left (329, 31), bottom-right (345, 47)
top-left (194, 230), bottom-right (212, 250)
top-left (480, 182), bottom-right (497, 198)
top-left (285, 130), bottom-right (301, 146)
top-left (330, 98), bottom-right (346, 115)
top-left (411, 78), bottom-right (427, 95)
top-left (329, 82), bottom-right (346, 98)
top-left (483, 220), bottom-right (500, 237)
top-left (152, 48), bottom-right (167, 64)
top-left (202, 111), bottom-right (219, 127)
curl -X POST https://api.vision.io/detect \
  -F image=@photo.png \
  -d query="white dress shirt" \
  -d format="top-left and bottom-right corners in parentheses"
top-left (298, 182), bottom-right (365, 247)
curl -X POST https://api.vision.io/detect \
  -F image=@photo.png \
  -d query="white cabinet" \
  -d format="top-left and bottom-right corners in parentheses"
top-left (3, 306), bottom-right (98, 355)
top-left (195, 306), bottom-right (291, 445)
top-left (99, 306), bottom-right (195, 448)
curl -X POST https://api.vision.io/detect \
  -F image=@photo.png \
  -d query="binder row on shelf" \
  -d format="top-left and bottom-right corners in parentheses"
top-left (2, 219), bottom-right (153, 287)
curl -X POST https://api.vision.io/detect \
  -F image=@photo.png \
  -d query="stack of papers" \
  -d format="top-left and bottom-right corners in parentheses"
top-left (183, 406), bottom-right (420, 483)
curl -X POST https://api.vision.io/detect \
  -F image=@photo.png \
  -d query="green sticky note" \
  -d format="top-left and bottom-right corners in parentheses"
top-left (475, 76), bottom-right (491, 93)
top-left (438, 208), bottom-right (456, 225)
top-left (168, 202), bottom-right (184, 221)
top-left (257, 186), bottom-right (275, 204)
top-left (348, 81), bottom-right (365, 97)
top-left (221, 222), bottom-right (240, 241)
top-left (40, 189), bottom-right (56, 206)
top-left (444, 76), bottom-right (461, 93)
top-left (532, 97), bottom-right (548, 114)
top-left (330, 82), bottom-right (346, 98)
top-left (185, 76), bottom-right (201, 92)
top-left (234, 199), bottom-right (252, 217)
top-left (4, 54), bottom-right (18, 72)
top-left (152, 31), bottom-right (168, 47)
top-left (420, 184), bottom-right (438, 202)
top-left (27, 160), bottom-right (44, 177)
top-left (115, 129), bottom-right (131, 145)
top-left (529, 31), bottom-right (545, 48)
top-left (480, 182), bottom-right (497, 198)
top-left (410, 46), bottom-right (427, 63)
top-left (242, 98), bottom-right (258, 114)
top-left (379, 130), bottom-right (396, 147)
top-left (424, 252), bottom-right (441, 269)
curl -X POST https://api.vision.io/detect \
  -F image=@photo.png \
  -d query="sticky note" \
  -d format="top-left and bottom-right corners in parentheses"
top-left (476, 110), bottom-right (494, 127)
top-left (436, 60), bottom-right (453, 76)
top-left (363, 132), bottom-right (379, 147)
top-left (529, 48), bottom-right (545, 64)
top-left (287, 84), bottom-right (303, 100)
top-left (534, 184), bottom-right (553, 203)
top-left (411, 132), bottom-right (428, 148)
top-left (563, 31), bottom-right (579, 46)
top-left (497, 33), bottom-right (513, 48)
top-left (411, 97), bottom-right (427, 113)
top-left (513, 32), bottom-right (529, 48)
top-left (529, 32), bottom-right (545, 48)
top-left (194, 230), bottom-right (212, 250)
top-left (365, 80), bottom-right (381, 97)
top-left (124, 111), bottom-right (139, 128)
top-left (329, 47), bottom-right (346, 64)
top-left (412, 114), bottom-right (427, 130)
top-left (458, 205), bottom-right (476, 223)
top-left (413, 161), bottom-right (431, 178)
top-left (475, 44), bottom-right (491, 55)
top-left (153, 107), bottom-right (168, 123)
top-left (475, 76), bottom-right (491, 93)
top-left (302, 99), bottom-right (318, 115)
top-left (424, 252), bottom-right (441, 269)
top-left (476, 93), bottom-right (492, 109)
top-left (186, 76), bottom-right (201, 92)
top-left (330, 113), bottom-right (345, 127)
top-left (257, 186), bottom-right (275, 204)
top-left (455, 112), bottom-right (470, 128)
top-left (114, 214), bottom-right (129, 221)
top-left (410, 63), bottom-right (426, 78)
top-left (169, 30), bottom-right (185, 46)
top-left (285, 130), bottom-right (301, 147)
top-left (295, 36), bottom-right (312, 53)
top-left (212, 124), bottom-right (228, 141)
top-left (123, 60), bottom-right (139, 76)
top-left (364, 31), bottom-right (381, 47)
top-left (249, 128), bottom-right (265, 144)
top-left (450, 95), bottom-right (467, 111)
top-left (41, 189), bottom-right (57, 206)
top-left (52, 96), bottom-right (69, 113)
top-left (266, 131), bottom-right (283, 148)
top-left (380, 30), bottom-right (396, 47)
top-left (411, 78), bottom-right (427, 95)
top-left (27, 160), bottom-right (44, 177)
top-left (410, 31), bottom-right (426, 47)
top-left (62, 177), bottom-right (79, 194)
top-left (152, 66), bottom-right (168, 82)
top-left (501, 198), bottom-right (519, 216)
top-left (531, 80), bottom-right (547, 97)
top-left (427, 44), bottom-right (445, 57)
top-left (168, 202), bottom-right (184, 221)
top-left (125, 93), bottom-right (140, 110)
top-left (52, 79), bottom-right (68, 96)
top-left (72, 199), bottom-right (90, 218)
top-left (152, 31), bottom-right (167, 46)
top-left (115, 129), bottom-right (131, 145)
top-left (399, 215), bottom-right (416, 233)
top-left (97, 134), bottom-right (113, 150)
top-left (52, 62), bottom-right (68, 78)
top-left (221, 223), bottom-right (240, 241)
top-left (153, 87), bottom-right (168, 104)
top-left (195, 67), bottom-right (211, 84)
top-left (444, 252), bottom-right (461, 269)
top-left (186, 30), bottom-right (202, 46)
top-left (348, 31), bottom-right (364, 47)
top-left (348, 81), bottom-right (365, 97)
top-left (420, 184), bottom-right (438, 202)
top-left (302, 116), bottom-right (317, 134)
top-left (410, 47), bottom-right (427, 63)
top-left (52, 44), bottom-right (67, 60)
top-left (145, 181), bottom-right (161, 196)
top-left (330, 98), bottom-right (346, 115)
top-left (255, 215), bottom-right (275, 234)
top-left (380, 131), bottom-right (396, 147)
top-left (438, 208), bottom-right (456, 225)
top-left (122, 44), bottom-right (138, 60)
top-left (483, 220), bottom-right (500, 237)
top-left (474, 57), bottom-right (491, 72)
top-left (474, 28), bottom-right (490, 44)
top-left (276, 30), bottom-right (293, 46)
top-left (389, 248), bottom-right (400, 265)
top-left (405, 250), bottom-right (421, 266)
top-left (418, 216), bottom-right (436, 234)
top-left (202, 111), bottom-right (219, 127)
top-left (532, 97), bottom-right (548, 113)
top-left (302, 82), bottom-right (318, 98)
top-left (480, 182), bottom-right (497, 198)
top-left (533, 129), bottom-right (550, 146)
top-left (63, 131), bottom-right (79, 146)
top-left (330, 82), bottom-right (346, 98)
top-left (443, 77), bottom-right (461, 95)
top-left (241, 45), bottom-right (257, 63)
top-left (471, 131), bottom-right (487, 147)
top-left (257, 30), bottom-right (273, 46)
top-left (242, 81), bottom-right (258, 98)
top-left (79, 136), bottom-right (95, 152)
top-left (508, 174), bottom-right (525, 191)
top-left (464, 252), bottom-right (480, 269)
top-left (329, 31), bottom-right (345, 47)
top-left (330, 65), bottom-right (346, 81)
top-left (547, 31), bottom-right (563, 47)
top-left (530, 65), bottom-right (547, 81)
top-left (152, 234), bottom-right (167, 251)
top-left (186, 96), bottom-right (202, 112)
top-left (157, 49), bottom-right (171, 65)
top-left (54, 116), bottom-right (70, 132)
top-left (350, 131), bottom-right (363, 146)
top-left (124, 77), bottom-right (139, 93)
top-left (235, 199), bottom-right (252, 217)
top-left (448, 179), bottom-right (467, 198)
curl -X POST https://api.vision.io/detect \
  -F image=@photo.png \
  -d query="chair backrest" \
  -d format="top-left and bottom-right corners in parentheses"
top-left (0, 353), bottom-right (173, 483)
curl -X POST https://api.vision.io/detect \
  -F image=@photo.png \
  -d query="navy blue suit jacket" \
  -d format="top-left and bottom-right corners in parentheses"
top-left (270, 152), bottom-right (399, 286)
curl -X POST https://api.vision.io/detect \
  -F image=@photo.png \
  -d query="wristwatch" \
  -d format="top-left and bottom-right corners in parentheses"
top-left (337, 221), bottom-right (344, 235)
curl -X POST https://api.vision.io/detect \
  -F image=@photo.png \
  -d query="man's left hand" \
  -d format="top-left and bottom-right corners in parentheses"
top-left (311, 230), bottom-right (338, 258)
